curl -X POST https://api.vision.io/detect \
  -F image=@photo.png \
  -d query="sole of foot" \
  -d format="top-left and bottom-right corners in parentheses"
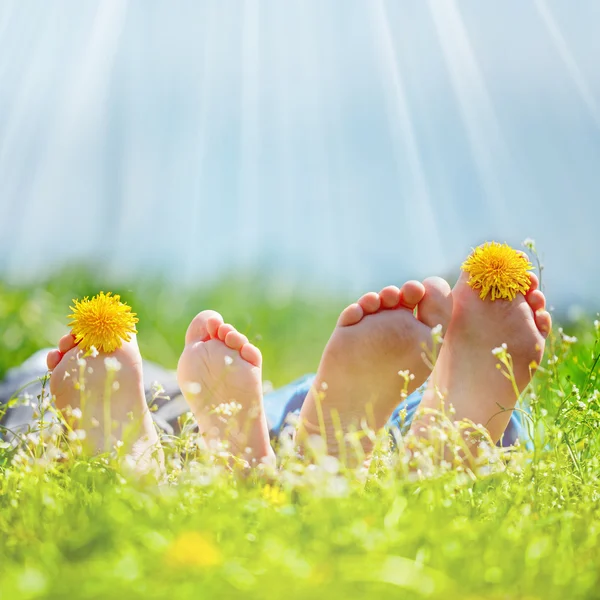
top-left (297, 277), bottom-right (453, 463)
top-left (47, 334), bottom-right (163, 474)
top-left (411, 270), bottom-right (551, 452)
top-left (176, 310), bottom-right (275, 467)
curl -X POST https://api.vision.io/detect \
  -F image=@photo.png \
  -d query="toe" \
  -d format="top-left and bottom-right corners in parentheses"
top-left (217, 323), bottom-right (236, 342)
top-left (417, 277), bottom-right (453, 331)
top-left (527, 273), bottom-right (539, 294)
top-left (398, 280), bottom-right (426, 310)
top-left (527, 289), bottom-right (546, 313)
top-left (225, 330), bottom-right (249, 351)
top-left (379, 285), bottom-right (401, 309)
top-left (337, 303), bottom-right (364, 327)
top-left (207, 316), bottom-right (224, 338)
top-left (535, 310), bottom-right (552, 338)
top-left (357, 292), bottom-right (381, 315)
top-left (58, 334), bottom-right (77, 354)
top-left (185, 310), bottom-right (223, 344)
top-left (240, 343), bottom-right (262, 367)
top-left (47, 350), bottom-right (62, 371)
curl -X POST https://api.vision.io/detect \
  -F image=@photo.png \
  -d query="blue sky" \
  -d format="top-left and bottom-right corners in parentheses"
top-left (0, 1), bottom-right (599, 309)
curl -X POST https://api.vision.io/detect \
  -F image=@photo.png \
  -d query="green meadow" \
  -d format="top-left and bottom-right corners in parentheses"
top-left (1, 270), bottom-right (599, 599)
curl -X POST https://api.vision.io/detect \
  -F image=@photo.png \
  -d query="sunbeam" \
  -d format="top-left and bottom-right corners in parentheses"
top-left (238, 0), bottom-right (261, 269)
top-left (370, 0), bottom-right (443, 271)
top-left (533, 0), bottom-right (600, 129)
top-left (427, 0), bottom-right (510, 226)
top-left (5, 1), bottom-right (129, 278)
top-left (0, 2), bottom-right (598, 308)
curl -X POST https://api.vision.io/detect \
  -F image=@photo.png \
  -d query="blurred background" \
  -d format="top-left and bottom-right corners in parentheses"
top-left (0, 1), bottom-right (599, 378)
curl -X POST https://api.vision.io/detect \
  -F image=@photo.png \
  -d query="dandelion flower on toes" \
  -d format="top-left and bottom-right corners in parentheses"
top-left (68, 291), bottom-right (139, 353)
top-left (461, 242), bottom-right (533, 301)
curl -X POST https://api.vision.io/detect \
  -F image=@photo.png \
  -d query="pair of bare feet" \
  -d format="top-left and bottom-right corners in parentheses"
top-left (46, 270), bottom-right (551, 471)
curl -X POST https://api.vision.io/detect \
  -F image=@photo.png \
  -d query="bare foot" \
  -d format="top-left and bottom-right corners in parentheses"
top-left (176, 310), bottom-right (275, 466)
top-left (47, 334), bottom-right (163, 472)
top-left (412, 270), bottom-right (551, 448)
top-left (297, 278), bottom-right (453, 461)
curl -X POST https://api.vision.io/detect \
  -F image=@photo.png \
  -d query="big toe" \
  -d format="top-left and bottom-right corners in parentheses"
top-left (417, 276), bottom-right (453, 331)
top-left (185, 310), bottom-right (223, 344)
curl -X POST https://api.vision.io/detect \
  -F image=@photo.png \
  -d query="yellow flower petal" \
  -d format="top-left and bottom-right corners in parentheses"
top-left (461, 242), bottom-right (533, 301)
top-left (67, 291), bottom-right (138, 353)
top-left (167, 532), bottom-right (222, 568)
top-left (262, 484), bottom-right (286, 506)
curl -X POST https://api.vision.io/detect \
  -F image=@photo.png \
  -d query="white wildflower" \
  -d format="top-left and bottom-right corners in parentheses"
top-left (522, 238), bottom-right (536, 252)
top-left (492, 343), bottom-right (508, 356)
top-left (212, 401), bottom-right (243, 418)
top-left (104, 357), bottom-right (122, 372)
top-left (184, 382), bottom-right (202, 395)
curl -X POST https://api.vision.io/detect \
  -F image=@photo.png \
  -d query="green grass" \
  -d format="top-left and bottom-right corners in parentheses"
top-left (1, 270), bottom-right (599, 600)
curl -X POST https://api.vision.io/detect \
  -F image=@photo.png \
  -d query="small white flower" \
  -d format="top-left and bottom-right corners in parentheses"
top-left (63, 370), bottom-right (71, 380)
top-left (212, 401), bottom-right (243, 417)
top-left (72, 408), bottom-right (82, 420)
top-left (77, 358), bottom-right (87, 368)
top-left (522, 238), bottom-right (536, 251)
top-left (89, 346), bottom-right (99, 358)
top-left (184, 382), bottom-right (202, 395)
top-left (224, 355), bottom-right (234, 366)
top-left (150, 381), bottom-right (165, 395)
top-left (104, 357), bottom-right (122, 372)
top-left (112, 381), bottom-right (120, 391)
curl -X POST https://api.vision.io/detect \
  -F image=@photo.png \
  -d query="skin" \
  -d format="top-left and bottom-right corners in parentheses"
top-left (411, 271), bottom-right (551, 452)
top-left (47, 334), bottom-right (163, 474)
top-left (176, 310), bottom-right (275, 466)
top-left (45, 265), bottom-right (552, 472)
top-left (296, 277), bottom-right (453, 462)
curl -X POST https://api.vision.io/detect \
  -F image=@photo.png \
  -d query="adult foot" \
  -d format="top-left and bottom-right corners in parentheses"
top-left (297, 278), bottom-right (453, 461)
top-left (47, 334), bottom-right (162, 472)
top-left (176, 310), bottom-right (274, 466)
top-left (411, 270), bottom-right (551, 448)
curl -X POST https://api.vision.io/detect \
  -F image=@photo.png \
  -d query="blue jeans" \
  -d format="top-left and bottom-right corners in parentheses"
top-left (0, 352), bottom-right (523, 447)
top-left (264, 374), bottom-right (523, 447)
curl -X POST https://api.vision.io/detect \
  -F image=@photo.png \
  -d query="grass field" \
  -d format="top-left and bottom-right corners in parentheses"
top-left (1, 270), bottom-right (599, 599)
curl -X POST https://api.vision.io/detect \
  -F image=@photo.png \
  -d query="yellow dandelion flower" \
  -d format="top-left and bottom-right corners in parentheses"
top-left (68, 291), bottom-right (139, 353)
top-left (167, 531), bottom-right (222, 568)
top-left (461, 242), bottom-right (533, 301)
top-left (262, 484), bottom-right (286, 506)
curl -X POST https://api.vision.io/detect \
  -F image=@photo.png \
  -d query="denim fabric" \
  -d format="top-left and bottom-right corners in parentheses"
top-left (264, 374), bottom-right (524, 447)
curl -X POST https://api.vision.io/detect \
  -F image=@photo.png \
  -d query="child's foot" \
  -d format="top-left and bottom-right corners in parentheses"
top-left (411, 271), bottom-right (551, 446)
top-left (298, 278), bottom-right (453, 460)
top-left (47, 334), bottom-right (163, 472)
top-left (176, 310), bottom-right (275, 466)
